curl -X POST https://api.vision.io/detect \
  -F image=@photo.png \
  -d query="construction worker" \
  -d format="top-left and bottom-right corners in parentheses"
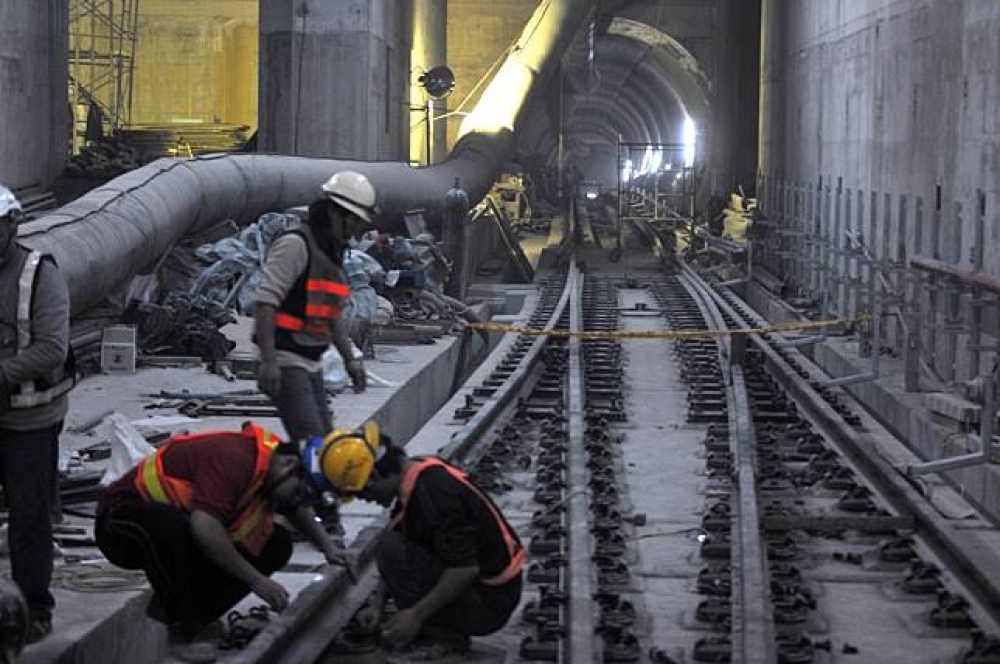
top-left (255, 171), bottom-right (376, 442)
top-left (303, 423), bottom-right (524, 653)
top-left (0, 184), bottom-right (74, 644)
top-left (95, 422), bottom-right (350, 652)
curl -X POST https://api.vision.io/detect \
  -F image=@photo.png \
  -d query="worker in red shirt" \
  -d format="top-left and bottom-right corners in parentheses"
top-left (95, 422), bottom-right (350, 650)
top-left (303, 422), bottom-right (524, 654)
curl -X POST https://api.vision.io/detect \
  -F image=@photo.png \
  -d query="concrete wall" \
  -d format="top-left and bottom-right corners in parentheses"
top-left (759, 0), bottom-right (1000, 276)
top-left (259, 0), bottom-right (410, 160)
top-left (132, 0), bottom-right (258, 127)
top-left (0, 1), bottom-right (69, 189)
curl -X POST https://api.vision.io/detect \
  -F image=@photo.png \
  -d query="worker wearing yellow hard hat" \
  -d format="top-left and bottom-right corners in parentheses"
top-left (302, 421), bottom-right (524, 655)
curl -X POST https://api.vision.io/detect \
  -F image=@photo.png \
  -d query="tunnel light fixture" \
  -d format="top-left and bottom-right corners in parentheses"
top-left (683, 115), bottom-right (696, 167)
top-left (419, 66), bottom-right (456, 100)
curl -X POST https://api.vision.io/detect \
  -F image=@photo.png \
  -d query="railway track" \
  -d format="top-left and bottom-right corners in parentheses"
top-left (208, 236), bottom-right (1000, 663)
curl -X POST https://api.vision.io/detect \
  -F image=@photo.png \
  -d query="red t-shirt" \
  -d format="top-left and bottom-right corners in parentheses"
top-left (100, 432), bottom-right (260, 524)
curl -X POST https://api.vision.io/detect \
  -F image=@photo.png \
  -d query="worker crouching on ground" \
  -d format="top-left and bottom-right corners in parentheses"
top-left (95, 422), bottom-right (351, 653)
top-left (304, 422), bottom-right (524, 654)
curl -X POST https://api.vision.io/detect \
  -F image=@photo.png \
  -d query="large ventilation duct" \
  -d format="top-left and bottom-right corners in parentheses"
top-left (22, 0), bottom-right (595, 316)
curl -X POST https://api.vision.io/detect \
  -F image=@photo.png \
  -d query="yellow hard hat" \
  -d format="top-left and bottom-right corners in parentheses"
top-left (319, 421), bottom-right (381, 493)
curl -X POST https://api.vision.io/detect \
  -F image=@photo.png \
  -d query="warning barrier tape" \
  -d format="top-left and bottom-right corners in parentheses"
top-left (467, 315), bottom-right (870, 341)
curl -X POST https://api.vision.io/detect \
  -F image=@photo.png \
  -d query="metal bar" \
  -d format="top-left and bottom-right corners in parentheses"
top-left (905, 197), bottom-right (924, 392)
top-left (881, 193), bottom-right (893, 350)
top-left (844, 188), bottom-right (856, 318)
top-left (833, 178), bottom-right (844, 315)
top-left (896, 194), bottom-right (908, 354)
top-left (811, 179), bottom-right (821, 297)
top-left (941, 202), bottom-right (964, 382)
top-left (910, 256), bottom-right (1000, 296)
top-left (969, 190), bottom-right (986, 376)
top-left (859, 191), bottom-right (877, 358)
top-left (564, 268), bottom-right (595, 664)
top-left (820, 181), bottom-right (832, 314)
top-left (927, 185), bottom-right (943, 376)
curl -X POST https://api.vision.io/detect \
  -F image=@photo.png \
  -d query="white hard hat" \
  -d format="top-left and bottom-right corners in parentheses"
top-left (321, 171), bottom-right (376, 224)
top-left (0, 186), bottom-right (22, 218)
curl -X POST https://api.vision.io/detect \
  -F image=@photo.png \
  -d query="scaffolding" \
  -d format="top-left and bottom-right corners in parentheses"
top-left (69, 0), bottom-right (140, 148)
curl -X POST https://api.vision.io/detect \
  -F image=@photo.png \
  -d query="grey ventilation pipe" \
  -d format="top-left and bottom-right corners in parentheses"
top-left (22, 0), bottom-right (595, 316)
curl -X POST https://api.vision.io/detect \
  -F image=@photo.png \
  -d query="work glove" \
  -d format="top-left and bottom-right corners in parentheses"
top-left (345, 359), bottom-right (366, 393)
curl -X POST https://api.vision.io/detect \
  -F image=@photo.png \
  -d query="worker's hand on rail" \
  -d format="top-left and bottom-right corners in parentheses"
top-left (258, 360), bottom-right (281, 397)
top-left (324, 545), bottom-right (358, 582)
top-left (251, 575), bottom-right (289, 612)
top-left (346, 359), bottom-right (367, 393)
top-left (355, 602), bottom-right (382, 634)
top-left (381, 608), bottom-right (422, 647)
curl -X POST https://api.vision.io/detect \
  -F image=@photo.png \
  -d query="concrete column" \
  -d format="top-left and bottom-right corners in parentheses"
top-left (410, 0), bottom-right (447, 165)
top-left (710, 0), bottom-right (761, 196)
top-left (259, 0), bottom-right (410, 160)
top-left (757, 0), bottom-right (788, 182)
top-left (0, 0), bottom-right (69, 189)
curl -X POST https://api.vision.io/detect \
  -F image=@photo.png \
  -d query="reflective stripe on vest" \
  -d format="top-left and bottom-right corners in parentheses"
top-left (273, 280), bottom-right (347, 332)
top-left (389, 458), bottom-right (525, 586)
top-left (10, 251), bottom-right (73, 409)
top-left (133, 423), bottom-right (281, 556)
top-left (307, 279), bottom-right (349, 297)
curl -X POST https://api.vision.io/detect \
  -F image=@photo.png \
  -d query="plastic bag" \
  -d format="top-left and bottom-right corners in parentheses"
top-left (98, 413), bottom-right (157, 486)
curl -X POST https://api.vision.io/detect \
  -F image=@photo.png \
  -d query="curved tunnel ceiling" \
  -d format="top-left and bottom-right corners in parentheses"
top-left (606, 17), bottom-right (710, 121)
top-left (514, 19), bottom-right (707, 181)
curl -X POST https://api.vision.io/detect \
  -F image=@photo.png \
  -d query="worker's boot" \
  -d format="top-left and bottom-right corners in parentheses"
top-left (168, 621), bottom-right (221, 664)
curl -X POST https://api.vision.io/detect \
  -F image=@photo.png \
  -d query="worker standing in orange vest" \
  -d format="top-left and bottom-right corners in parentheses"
top-left (305, 422), bottom-right (524, 655)
top-left (255, 171), bottom-right (376, 443)
top-left (95, 422), bottom-right (351, 658)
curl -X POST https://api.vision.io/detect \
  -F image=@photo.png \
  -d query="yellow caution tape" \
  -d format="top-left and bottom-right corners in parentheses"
top-left (468, 315), bottom-right (870, 341)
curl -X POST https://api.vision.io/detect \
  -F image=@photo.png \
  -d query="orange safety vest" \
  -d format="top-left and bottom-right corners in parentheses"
top-left (134, 422), bottom-right (281, 557)
top-left (273, 225), bottom-right (350, 352)
top-left (388, 457), bottom-right (526, 586)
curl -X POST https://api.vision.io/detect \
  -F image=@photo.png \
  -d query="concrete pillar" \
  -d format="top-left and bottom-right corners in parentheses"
top-left (410, 0), bottom-right (447, 166)
top-left (757, 0), bottom-right (788, 182)
top-left (710, 0), bottom-right (761, 196)
top-left (259, 0), bottom-right (410, 160)
top-left (0, 0), bottom-right (69, 189)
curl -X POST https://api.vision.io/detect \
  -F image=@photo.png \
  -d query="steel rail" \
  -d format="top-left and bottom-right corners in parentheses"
top-left (699, 276), bottom-right (1000, 629)
top-left (564, 264), bottom-right (597, 663)
top-left (233, 265), bottom-right (579, 664)
top-left (679, 266), bottom-right (776, 664)
top-left (442, 263), bottom-right (580, 461)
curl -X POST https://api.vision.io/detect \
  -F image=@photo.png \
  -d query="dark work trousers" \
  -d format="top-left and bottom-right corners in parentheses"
top-left (0, 423), bottom-right (60, 622)
top-left (274, 366), bottom-right (332, 442)
top-left (272, 366), bottom-right (341, 531)
top-left (95, 499), bottom-right (292, 631)
top-left (375, 531), bottom-right (522, 637)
